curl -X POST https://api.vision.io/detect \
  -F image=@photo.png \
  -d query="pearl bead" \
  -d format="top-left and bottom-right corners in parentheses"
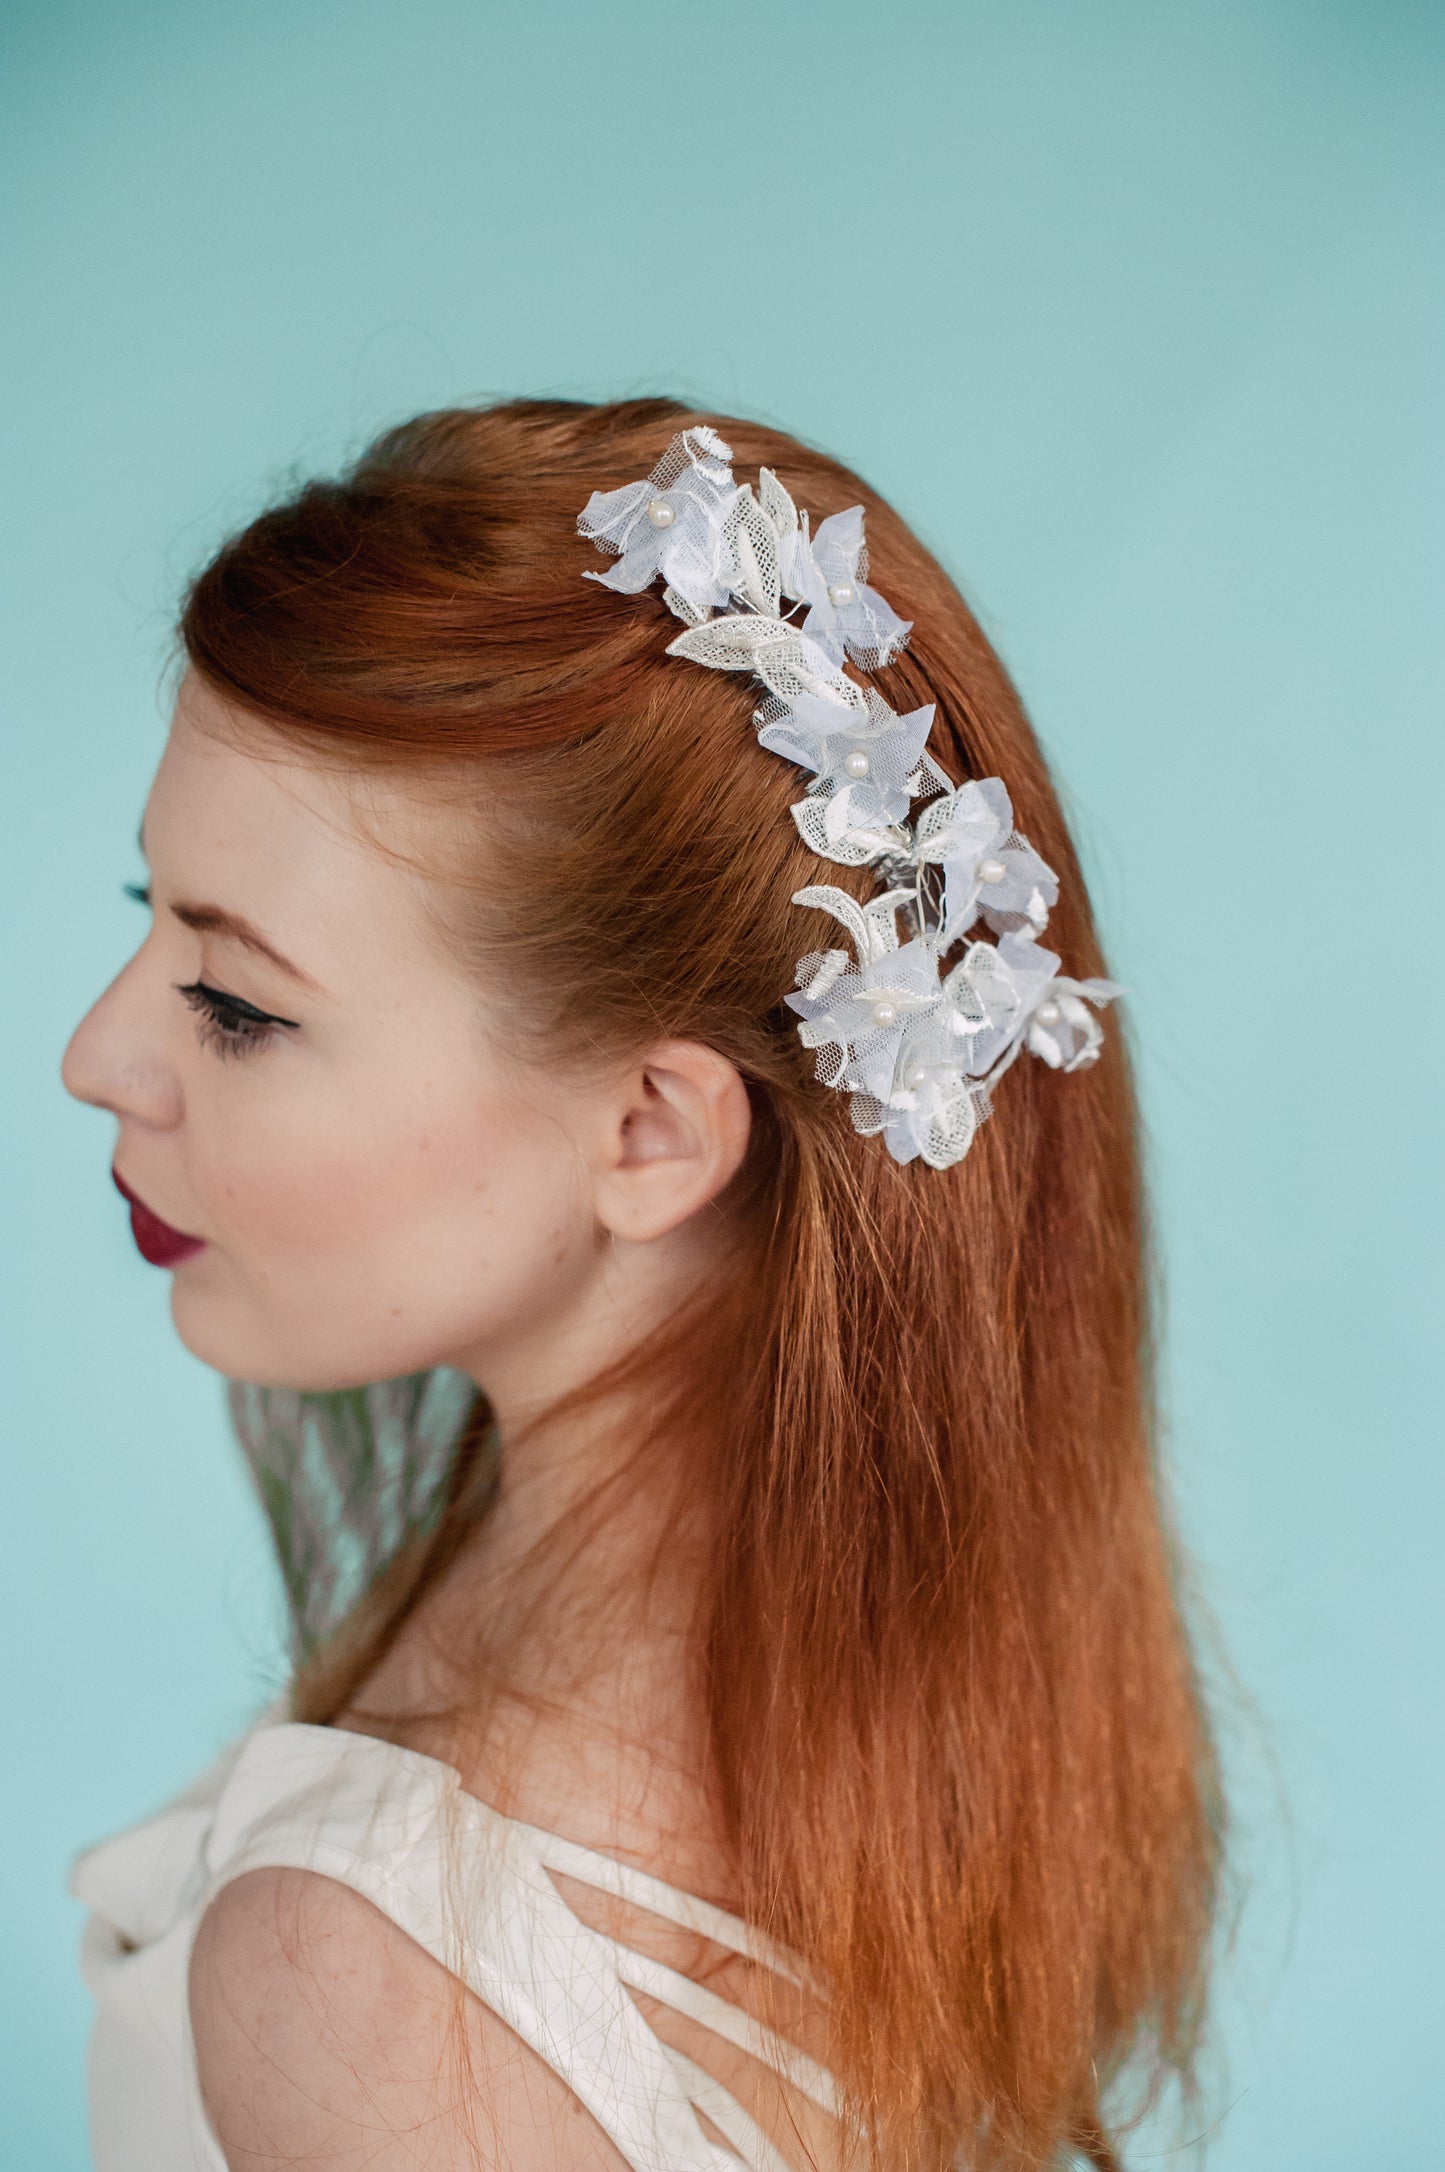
top-left (869, 999), bottom-right (898, 1030)
top-left (903, 1061), bottom-right (929, 1090)
top-left (1035, 999), bottom-right (1061, 1028)
top-left (646, 498), bottom-right (676, 529)
top-left (827, 580), bottom-right (856, 607)
top-left (843, 749), bottom-right (871, 778)
top-left (978, 856), bottom-right (1008, 886)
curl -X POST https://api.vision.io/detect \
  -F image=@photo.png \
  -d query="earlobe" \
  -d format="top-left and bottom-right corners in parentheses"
top-left (598, 1041), bottom-right (752, 1243)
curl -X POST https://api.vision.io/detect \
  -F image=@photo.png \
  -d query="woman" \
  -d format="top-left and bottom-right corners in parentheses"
top-left (63, 399), bottom-right (1220, 2172)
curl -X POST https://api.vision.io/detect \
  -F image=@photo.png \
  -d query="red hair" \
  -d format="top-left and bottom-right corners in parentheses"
top-left (182, 398), bottom-right (1221, 2169)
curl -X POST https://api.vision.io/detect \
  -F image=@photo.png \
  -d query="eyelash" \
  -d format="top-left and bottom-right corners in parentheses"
top-left (122, 880), bottom-right (298, 1060)
top-left (176, 981), bottom-right (294, 1060)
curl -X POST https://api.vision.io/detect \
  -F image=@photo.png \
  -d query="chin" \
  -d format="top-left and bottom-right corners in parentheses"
top-left (168, 1283), bottom-right (346, 1393)
top-left (168, 1277), bottom-right (457, 1395)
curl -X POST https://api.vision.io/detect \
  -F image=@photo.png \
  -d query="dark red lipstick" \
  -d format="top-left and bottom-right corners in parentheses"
top-left (112, 1169), bottom-right (206, 1268)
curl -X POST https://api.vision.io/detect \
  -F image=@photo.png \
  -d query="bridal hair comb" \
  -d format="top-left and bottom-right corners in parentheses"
top-left (578, 427), bottom-right (1118, 1170)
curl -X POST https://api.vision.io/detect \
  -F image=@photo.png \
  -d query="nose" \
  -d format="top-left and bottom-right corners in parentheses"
top-left (62, 957), bottom-right (184, 1129)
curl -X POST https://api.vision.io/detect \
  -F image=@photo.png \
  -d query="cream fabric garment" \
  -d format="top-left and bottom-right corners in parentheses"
top-left (70, 1716), bottom-right (838, 2172)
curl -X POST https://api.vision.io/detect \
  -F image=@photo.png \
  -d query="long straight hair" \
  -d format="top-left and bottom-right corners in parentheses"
top-left (182, 397), bottom-right (1221, 2169)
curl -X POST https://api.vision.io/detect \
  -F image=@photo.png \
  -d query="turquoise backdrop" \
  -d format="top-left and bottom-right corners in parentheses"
top-left (3, 3), bottom-right (1441, 2164)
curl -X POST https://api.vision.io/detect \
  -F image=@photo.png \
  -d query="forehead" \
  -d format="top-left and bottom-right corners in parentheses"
top-left (146, 676), bottom-right (465, 990)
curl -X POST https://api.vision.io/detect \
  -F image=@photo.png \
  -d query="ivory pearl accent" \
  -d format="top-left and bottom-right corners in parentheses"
top-left (843, 750), bottom-right (871, 778)
top-left (978, 856), bottom-right (1008, 886)
top-left (1034, 1000), bottom-right (1062, 1028)
top-left (902, 1061), bottom-right (929, 1090)
top-left (827, 580), bottom-right (856, 607)
top-left (646, 499), bottom-right (676, 528)
top-left (869, 999), bottom-right (898, 1029)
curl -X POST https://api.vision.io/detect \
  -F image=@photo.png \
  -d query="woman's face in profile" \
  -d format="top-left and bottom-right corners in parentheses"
top-left (62, 674), bottom-right (604, 1394)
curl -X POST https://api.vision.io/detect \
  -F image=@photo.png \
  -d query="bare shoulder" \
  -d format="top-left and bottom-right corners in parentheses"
top-left (189, 1866), bottom-right (633, 2172)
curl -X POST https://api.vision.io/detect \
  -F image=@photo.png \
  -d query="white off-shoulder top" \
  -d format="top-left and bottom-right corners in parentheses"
top-left (70, 1716), bottom-right (839, 2172)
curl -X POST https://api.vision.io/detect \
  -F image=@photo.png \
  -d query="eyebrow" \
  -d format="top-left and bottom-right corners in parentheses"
top-left (136, 824), bottom-right (323, 994)
top-left (169, 902), bottom-right (324, 993)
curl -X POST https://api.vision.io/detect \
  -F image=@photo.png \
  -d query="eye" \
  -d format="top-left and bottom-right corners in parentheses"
top-left (123, 881), bottom-right (152, 907)
top-left (176, 980), bottom-right (299, 1061)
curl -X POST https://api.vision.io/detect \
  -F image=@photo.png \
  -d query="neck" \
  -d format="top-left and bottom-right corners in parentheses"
top-left (339, 1244), bottom-right (735, 1877)
top-left (458, 1387), bottom-right (706, 1699)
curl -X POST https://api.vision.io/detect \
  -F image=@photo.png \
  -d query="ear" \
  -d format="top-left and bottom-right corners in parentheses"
top-left (593, 1040), bottom-right (753, 1244)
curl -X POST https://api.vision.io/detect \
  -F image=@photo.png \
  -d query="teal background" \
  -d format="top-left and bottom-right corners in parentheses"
top-left (2, 2), bottom-right (1441, 2163)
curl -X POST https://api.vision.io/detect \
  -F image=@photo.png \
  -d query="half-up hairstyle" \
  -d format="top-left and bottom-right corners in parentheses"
top-left (183, 397), bottom-right (1221, 2171)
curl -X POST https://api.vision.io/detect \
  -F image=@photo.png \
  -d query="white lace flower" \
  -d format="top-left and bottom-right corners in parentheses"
top-left (757, 691), bottom-right (936, 821)
top-left (1023, 973), bottom-right (1120, 1071)
top-left (864, 1012), bottom-right (989, 1169)
top-left (787, 893), bottom-right (991, 1167)
top-left (670, 619), bottom-right (936, 851)
top-left (944, 932), bottom-right (1118, 1080)
top-left (913, 777), bottom-right (1059, 944)
top-left (945, 932), bottom-right (1062, 1077)
top-left (787, 934), bottom-right (947, 1096)
top-left (577, 425), bottom-right (739, 622)
top-left (785, 504), bottom-right (912, 672)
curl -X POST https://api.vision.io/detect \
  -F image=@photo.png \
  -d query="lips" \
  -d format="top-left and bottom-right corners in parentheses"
top-left (112, 1169), bottom-right (206, 1268)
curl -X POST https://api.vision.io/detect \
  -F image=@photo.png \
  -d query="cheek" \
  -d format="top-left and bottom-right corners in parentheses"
top-left (167, 1033), bottom-right (600, 1391)
top-left (178, 1051), bottom-right (596, 1367)
top-left (199, 1072), bottom-right (555, 1261)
